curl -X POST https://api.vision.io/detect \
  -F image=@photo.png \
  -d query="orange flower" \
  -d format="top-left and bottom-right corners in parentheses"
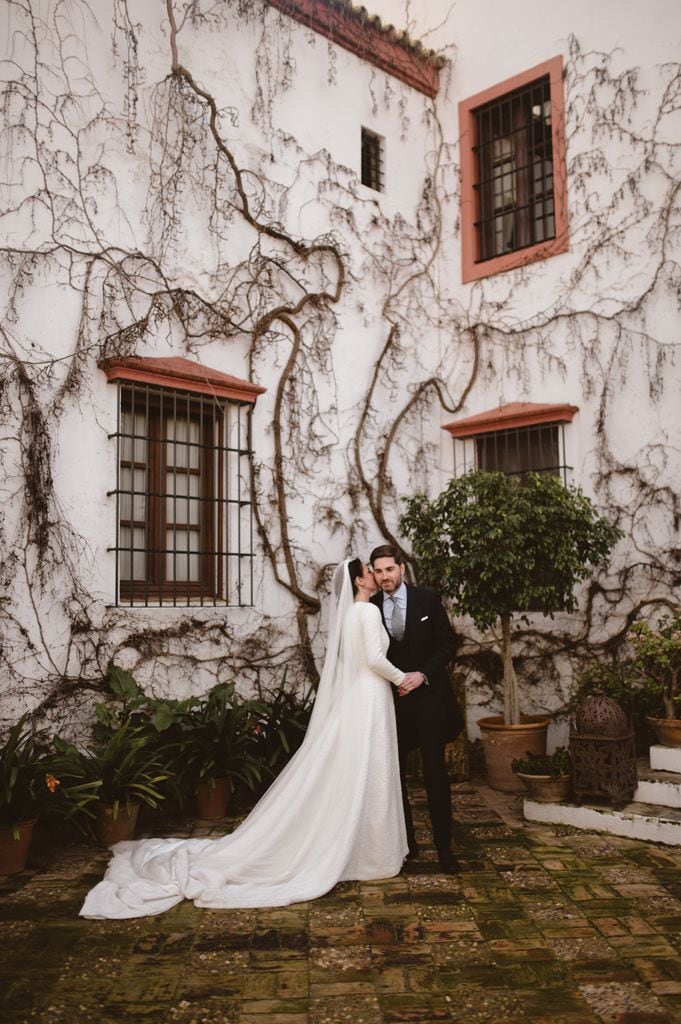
top-left (45, 773), bottom-right (60, 793)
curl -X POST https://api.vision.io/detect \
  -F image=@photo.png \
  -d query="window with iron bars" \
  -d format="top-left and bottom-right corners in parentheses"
top-left (457, 422), bottom-right (570, 484)
top-left (110, 382), bottom-right (254, 607)
top-left (361, 127), bottom-right (384, 192)
top-left (474, 74), bottom-right (554, 263)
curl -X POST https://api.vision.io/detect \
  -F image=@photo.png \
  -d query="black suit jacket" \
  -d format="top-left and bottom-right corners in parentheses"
top-left (371, 584), bottom-right (464, 742)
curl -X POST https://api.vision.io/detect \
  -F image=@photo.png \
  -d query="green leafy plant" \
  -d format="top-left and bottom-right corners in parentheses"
top-left (629, 609), bottom-right (681, 720)
top-left (248, 673), bottom-right (314, 792)
top-left (564, 661), bottom-right (641, 716)
top-left (563, 660), bottom-right (657, 753)
top-left (93, 662), bottom-right (197, 807)
top-left (512, 746), bottom-right (571, 778)
top-left (82, 665), bottom-right (309, 810)
top-left (51, 717), bottom-right (171, 822)
top-left (400, 471), bottom-right (622, 725)
top-left (183, 682), bottom-right (264, 795)
top-left (0, 716), bottom-right (53, 834)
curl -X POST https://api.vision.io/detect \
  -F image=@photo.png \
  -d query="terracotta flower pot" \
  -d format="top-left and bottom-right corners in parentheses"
top-left (195, 778), bottom-right (229, 820)
top-left (514, 772), bottom-right (572, 803)
top-left (478, 715), bottom-right (550, 792)
top-left (647, 717), bottom-right (681, 748)
top-left (0, 818), bottom-right (38, 875)
top-left (95, 802), bottom-right (139, 848)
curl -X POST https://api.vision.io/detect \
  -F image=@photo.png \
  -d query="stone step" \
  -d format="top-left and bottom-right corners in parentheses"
top-left (523, 798), bottom-right (681, 846)
top-left (649, 744), bottom-right (681, 774)
top-left (635, 761), bottom-right (681, 808)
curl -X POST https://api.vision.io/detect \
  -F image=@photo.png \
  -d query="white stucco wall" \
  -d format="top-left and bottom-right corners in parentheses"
top-left (0, 0), bottom-right (679, 741)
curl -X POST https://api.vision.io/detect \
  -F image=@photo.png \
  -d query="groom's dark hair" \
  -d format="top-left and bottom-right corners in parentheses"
top-left (369, 544), bottom-right (405, 566)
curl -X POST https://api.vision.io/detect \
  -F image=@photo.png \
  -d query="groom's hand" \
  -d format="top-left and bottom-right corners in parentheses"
top-left (398, 671), bottom-right (426, 696)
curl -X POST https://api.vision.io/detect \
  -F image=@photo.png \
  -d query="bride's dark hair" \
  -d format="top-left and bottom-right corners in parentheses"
top-left (347, 557), bottom-right (363, 592)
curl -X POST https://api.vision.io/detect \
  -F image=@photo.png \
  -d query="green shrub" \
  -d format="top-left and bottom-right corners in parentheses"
top-left (512, 746), bottom-right (571, 778)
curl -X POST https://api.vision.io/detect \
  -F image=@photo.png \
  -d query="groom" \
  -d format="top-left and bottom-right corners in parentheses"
top-left (370, 543), bottom-right (464, 874)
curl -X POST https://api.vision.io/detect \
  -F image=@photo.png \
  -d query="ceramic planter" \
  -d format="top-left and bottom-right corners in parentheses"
top-left (647, 717), bottom-right (681, 748)
top-left (0, 818), bottom-right (38, 874)
top-left (478, 715), bottom-right (550, 792)
top-left (514, 772), bottom-right (572, 803)
top-left (95, 801), bottom-right (139, 848)
top-left (195, 777), bottom-right (229, 820)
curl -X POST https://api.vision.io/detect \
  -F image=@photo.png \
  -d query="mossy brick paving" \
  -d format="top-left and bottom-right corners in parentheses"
top-left (2, 781), bottom-right (681, 1023)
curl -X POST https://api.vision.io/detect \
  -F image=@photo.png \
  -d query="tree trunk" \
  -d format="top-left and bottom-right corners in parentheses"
top-left (663, 668), bottom-right (677, 719)
top-left (501, 614), bottom-right (520, 725)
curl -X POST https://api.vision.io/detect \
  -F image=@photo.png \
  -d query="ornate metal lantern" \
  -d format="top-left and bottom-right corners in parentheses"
top-left (570, 692), bottom-right (637, 806)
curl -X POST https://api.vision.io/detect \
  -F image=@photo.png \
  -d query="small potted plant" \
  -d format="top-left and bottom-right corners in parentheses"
top-left (247, 673), bottom-right (314, 795)
top-left (51, 718), bottom-right (172, 846)
top-left (400, 471), bottom-right (622, 791)
top-left (92, 662), bottom-right (194, 813)
top-left (511, 746), bottom-right (572, 802)
top-left (183, 682), bottom-right (264, 819)
top-left (629, 609), bottom-right (681, 747)
top-left (0, 715), bottom-right (53, 873)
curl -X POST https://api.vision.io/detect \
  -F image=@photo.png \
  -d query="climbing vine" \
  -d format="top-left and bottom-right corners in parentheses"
top-left (0, 0), bottom-right (678, 733)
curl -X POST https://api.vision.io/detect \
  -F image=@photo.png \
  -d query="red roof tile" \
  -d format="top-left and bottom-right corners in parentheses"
top-left (443, 402), bottom-right (578, 438)
top-left (100, 356), bottom-right (266, 403)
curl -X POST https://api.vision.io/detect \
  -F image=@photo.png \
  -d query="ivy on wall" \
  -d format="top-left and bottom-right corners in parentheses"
top-left (0, 0), bottom-right (679, 730)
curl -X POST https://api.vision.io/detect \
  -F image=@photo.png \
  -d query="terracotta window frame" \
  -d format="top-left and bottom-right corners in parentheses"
top-left (443, 402), bottom-right (578, 483)
top-left (101, 357), bottom-right (265, 608)
top-left (459, 56), bottom-right (568, 283)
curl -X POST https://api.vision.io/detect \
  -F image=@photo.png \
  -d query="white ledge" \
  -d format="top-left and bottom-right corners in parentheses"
top-left (649, 745), bottom-right (681, 774)
top-left (524, 798), bottom-right (681, 846)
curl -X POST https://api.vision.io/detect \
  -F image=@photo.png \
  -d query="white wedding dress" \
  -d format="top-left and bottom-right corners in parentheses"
top-left (80, 564), bottom-right (408, 918)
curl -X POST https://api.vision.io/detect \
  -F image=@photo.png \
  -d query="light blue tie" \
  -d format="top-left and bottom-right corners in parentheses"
top-left (389, 596), bottom-right (405, 641)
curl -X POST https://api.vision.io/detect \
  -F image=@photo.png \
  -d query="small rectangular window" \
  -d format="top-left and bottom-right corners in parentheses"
top-left (112, 382), bottom-right (254, 607)
top-left (476, 423), bottom-right (563, 479)
top-left (361, 127), bottom-right (384, 192)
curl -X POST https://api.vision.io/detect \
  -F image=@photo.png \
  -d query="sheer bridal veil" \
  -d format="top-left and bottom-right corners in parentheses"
top-left (302, 558), bottom-right (359, 743)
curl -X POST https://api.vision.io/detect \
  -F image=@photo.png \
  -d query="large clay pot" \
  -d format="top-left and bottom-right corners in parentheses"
top-left (95, 802), bottom-right (139, 848)
top-left (514, 773), bottom-right (572, 803)
top-left (647, 717), bottom-right (681, 748)
top-left (478, 715), bottom-right (550, 792)
top-left (0, 818), bottom-right (37, 875)
top-left (195, 777), bottom-right (229, 820)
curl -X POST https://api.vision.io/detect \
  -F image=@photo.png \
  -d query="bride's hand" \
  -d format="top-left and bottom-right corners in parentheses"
top-left (398, 672), bottom-right (425, 696)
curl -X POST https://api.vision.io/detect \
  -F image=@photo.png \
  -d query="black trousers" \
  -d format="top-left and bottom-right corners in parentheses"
top-left (395, 686), bottom-right (453, 858)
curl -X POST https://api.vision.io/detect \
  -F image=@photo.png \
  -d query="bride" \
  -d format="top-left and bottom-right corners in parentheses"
top-left (80, 558), bottom-right (409, 918)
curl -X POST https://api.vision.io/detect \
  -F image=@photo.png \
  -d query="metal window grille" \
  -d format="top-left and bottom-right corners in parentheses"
top-left (361, 127), bottom-right (383, 192)
top-left (473, 75), bottom-right (555, 262)
top-left (455, 422), bottom-right (570, 483)
top-left (109, 382), bottom-right (254, 607)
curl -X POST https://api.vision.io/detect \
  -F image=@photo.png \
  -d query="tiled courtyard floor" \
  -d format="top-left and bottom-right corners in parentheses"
top-left (3, 780), bottom-right (681, 1024)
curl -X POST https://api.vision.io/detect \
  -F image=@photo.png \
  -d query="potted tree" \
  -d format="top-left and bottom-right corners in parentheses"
top-left (400, 470), bottom-right (621, 791)
top-left (0, 716), bottom-right (52, 873)
top-left (629, 609), bottom-right (681, 747)
top-left (511, 746), bottom-right (572, 802)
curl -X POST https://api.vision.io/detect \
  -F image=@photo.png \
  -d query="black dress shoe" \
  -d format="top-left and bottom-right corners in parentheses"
top-left (438, 853), bottom-right (462, 875)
